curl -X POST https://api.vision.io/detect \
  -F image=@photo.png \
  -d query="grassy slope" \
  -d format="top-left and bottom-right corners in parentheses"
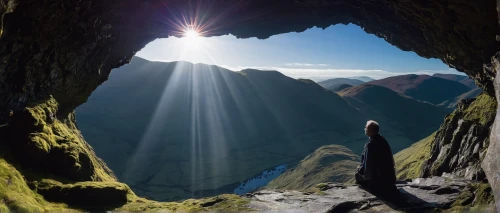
top-left (394, 133), bottom-right (435, 180)
top-left (266, 144), bottom-right (359, 191)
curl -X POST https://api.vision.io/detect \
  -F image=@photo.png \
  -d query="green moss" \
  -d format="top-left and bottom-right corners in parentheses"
top-left (394, 133), bottom-right (435, 180)
top-left (315, 183), bottom-right (329, 190)
top-left (462, 93), bottom-right (497, 125)
top-left (446, 93), bottom-right (497, 125)
top-left (0, 203), bottom-right (9, 213)
top-left (451, 190), bottom-right (474, 207)
top-left (0, 156), bottom-right (75, 212)
top-left (119, 194), bottom-right (252, 212)
top-left (447, 183), bottom-right (495, 212)
top-left (471, 183), bottom-right (494, 205)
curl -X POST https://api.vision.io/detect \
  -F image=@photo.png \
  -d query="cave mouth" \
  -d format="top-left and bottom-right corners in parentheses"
top-left (1, 0), bottom-right (499, 209)
top-left (75, 24), bottom-right (464, 201)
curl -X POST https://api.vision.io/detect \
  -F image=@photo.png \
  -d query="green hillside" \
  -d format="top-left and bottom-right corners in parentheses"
top-left (266, 144), bottom-right (359, 191)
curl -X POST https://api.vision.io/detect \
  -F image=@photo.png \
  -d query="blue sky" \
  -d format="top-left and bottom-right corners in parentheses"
top-left (136, 24), bottom-right (462, 81)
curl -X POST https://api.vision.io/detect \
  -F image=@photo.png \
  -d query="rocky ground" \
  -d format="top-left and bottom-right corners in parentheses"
top-left (241, 176), bottom-right (495, 213)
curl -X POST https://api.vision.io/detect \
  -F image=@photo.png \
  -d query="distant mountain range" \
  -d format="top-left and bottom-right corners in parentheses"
top-left (365, 74), bottom-right (471, 105)
top-left (317, 78), bottom-right (365, 91)
top-left (76, 57), bottom-right (454, 201)
top-left (320, 74), bottom-right (480, 108)
top-left (432, 73), bottom-right (476, 89)
top-left (348, 76), bottom-right (375, 82)
top-left (330, 84), bottom-right (353, 92)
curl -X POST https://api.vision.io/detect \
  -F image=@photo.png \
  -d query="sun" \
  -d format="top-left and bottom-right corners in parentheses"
top-left (182, 28), bottom-right (203, 49)
top-left (184, 29), bottom-right (200, 39)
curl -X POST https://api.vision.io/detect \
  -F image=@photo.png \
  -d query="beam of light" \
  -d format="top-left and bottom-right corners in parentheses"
top-left (121, 0), bottom-right (283, 200)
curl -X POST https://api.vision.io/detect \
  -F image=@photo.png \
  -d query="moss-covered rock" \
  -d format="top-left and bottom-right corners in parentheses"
top-left (2, 97), bottom-right (116, 182)
top-left (33, 179), bottom-right (131, 210)
top-left (447, 183), bottom-right (495, 212)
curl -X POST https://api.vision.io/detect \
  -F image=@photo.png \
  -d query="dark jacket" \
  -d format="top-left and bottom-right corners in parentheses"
top-left (356, 134), bottom-right (397, 186)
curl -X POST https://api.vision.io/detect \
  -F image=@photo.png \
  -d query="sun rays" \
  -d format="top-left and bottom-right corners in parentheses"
top-left (184, 28), bottom-right (201, 38)
top-left (121, 2), bottom-right (267, 199)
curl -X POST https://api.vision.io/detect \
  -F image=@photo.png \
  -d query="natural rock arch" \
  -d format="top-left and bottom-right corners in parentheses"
top-left (0, 0), bottom-right (499, 209)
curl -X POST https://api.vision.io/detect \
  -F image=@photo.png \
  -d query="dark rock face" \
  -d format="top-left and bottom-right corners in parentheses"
top-left (422, 94), bottom-right (497, 181)
top-left (246, 177), bottom-right (494, 212)
top-left (483, 53), bottom-right (500, 212)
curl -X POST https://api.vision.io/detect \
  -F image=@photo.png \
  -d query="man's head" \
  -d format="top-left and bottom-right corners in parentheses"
top-left (364, 120), bottom-right (379, 137)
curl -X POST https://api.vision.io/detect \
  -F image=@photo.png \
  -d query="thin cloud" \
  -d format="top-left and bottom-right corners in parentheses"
top-left (284, 63), bottom-right (330, 67)
top-left (218, 65), bottom-right (463, 82)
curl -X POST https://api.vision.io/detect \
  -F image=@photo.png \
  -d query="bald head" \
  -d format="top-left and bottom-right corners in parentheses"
top-left (364, 120), bottom-right (379, 137)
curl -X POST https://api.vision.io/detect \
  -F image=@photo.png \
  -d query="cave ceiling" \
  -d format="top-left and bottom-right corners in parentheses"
top-left (0, 0), bottom-right (498, 117)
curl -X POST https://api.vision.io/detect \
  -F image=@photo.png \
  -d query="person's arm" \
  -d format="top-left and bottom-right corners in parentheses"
top-left (360, 143), bottom-right (376, 181)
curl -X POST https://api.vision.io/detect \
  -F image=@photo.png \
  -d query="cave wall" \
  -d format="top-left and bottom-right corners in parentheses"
top-left (0, 0), bottom-right (500, 207)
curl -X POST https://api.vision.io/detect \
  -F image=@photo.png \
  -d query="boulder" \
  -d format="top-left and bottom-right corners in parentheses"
top-left (34, 180), bottom-right (130, 209)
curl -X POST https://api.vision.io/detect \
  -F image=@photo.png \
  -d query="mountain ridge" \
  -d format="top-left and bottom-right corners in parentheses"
top-left (366, 74), bottom-right (471, 105)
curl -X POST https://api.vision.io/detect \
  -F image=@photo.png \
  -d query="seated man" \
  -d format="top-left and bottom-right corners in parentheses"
top-left (355, 120), bottom-right (399, 201)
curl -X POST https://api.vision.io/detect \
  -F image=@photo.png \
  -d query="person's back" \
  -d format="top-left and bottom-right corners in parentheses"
top-left (364, 134), bottom-right (396, 186)
top-left (355, 120), bottom-right (400, 202)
